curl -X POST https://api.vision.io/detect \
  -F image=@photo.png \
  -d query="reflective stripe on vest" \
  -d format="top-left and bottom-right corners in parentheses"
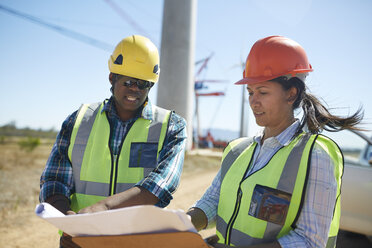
top-left (68, 102), bottom-right (170, 211)
top-left (217, 133), bottom-right (342, 247)
top-left (220, 137), bottom-right (254, 180)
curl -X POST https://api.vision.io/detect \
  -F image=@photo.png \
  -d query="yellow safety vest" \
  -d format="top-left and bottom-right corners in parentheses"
top-left (67, 101), bottom-right (171, 212)
top-left (216, 133), bottom-right (343, 248)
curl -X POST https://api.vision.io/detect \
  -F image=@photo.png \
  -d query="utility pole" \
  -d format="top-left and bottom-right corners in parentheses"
top-left (239, 62), bottom-right (249, 138)
top-left (239, 85), bottom-right (249, 137)
top-left (195, 94), bottom-right (201, 147)
top-left (157, 0), bottom-right (197, 150)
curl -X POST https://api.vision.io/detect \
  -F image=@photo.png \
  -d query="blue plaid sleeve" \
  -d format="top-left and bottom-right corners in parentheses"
top-left (193, 169), bottom-right (221, 226)
top-left (39, 111), bottom-right (77, 203)
top-left (136, 112), bottom-right (187, 207)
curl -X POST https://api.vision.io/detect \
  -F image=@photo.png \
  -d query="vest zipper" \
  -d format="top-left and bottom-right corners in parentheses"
top-left (224, 144), bottom-right (258, 245)
top-left (112, 137), bottom-right (126, 194)
top-left (225, 188), bottom-right (243, 245)
top-left (106, 111), bottom-right (132, 196)
top-left (107, 113), bottom-right (119, 196)
top-left (109, 154), bottom-right (118, 195)
top-left (108, 119), bottom-right (115, 196)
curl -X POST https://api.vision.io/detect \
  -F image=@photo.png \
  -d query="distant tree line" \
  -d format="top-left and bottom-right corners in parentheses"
top-left (0, 121), bottom-right (58, 139)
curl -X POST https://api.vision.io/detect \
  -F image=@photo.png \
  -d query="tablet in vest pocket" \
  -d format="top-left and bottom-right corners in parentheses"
top-left (129, 142), bottom-right (158, 168)
top-left (248, 184), bottom-right (292, 226)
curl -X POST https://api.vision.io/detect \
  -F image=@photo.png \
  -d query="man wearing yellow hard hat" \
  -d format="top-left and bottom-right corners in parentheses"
top-left (39, 35), bottom-right (187, 247)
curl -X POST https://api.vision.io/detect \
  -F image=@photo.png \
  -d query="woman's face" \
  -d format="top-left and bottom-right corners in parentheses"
top-left (247, 81), bottom-right (296, 129)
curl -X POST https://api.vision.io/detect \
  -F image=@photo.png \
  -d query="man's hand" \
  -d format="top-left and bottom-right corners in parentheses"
top-left (78, 202), bottom-right (109, 214)
top-left (45, 195), bottom-right (71, 215)
top-left (66, 210), bottom-right (76, 215)
top-left (78, 186), bottom-right (158, 214)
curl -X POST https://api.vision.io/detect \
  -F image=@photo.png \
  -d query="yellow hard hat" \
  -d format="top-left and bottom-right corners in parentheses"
top-left (108, 35), bottom-right (160, 83)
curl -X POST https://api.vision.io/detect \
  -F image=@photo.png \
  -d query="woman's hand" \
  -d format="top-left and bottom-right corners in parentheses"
top-left (186, 207), bottom-right (208, 231)
top-left (60, 233), bottom-right (81, 248)
top-left (66, 210), bottom-right (76, 215)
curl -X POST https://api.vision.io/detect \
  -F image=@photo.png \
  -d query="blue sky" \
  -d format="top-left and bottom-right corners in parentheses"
top-left (1, 0), bottom-right (371, 141)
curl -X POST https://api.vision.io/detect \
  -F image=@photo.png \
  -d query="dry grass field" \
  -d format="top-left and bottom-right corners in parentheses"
top-left (0, 137), bottom-right (220, 247)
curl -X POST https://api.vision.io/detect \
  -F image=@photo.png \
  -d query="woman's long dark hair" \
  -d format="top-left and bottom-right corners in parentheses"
top-left (271, 76), bottom-right (364, 134)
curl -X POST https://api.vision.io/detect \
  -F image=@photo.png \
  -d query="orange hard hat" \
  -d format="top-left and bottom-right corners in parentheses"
top-left (235, 36), bottom-right (313, 85)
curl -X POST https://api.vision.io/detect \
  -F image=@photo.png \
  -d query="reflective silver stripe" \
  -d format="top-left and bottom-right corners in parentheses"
top-left (71, 102), bottom-right (104, 195)
top-left (277, 133), bottom-right (311, 192)
top-left (217, 216), bottom-right (269, 246)
top-left (148, 105), bottom-right (168, 142)
top-left (326, 236), bottom-right (337, 248)
top-left (262, 133), bottom-right (312, 239)
top-left (144, 168), bottom-right (155, 179)
top-left (115, 183), bottom-right (138, 193)
top-left (143, 106), bottom-right (170, 177)
top-left (216, 215), bottom-right (227, 238)
top-left (221, 138), bottom-right (254, 181)
top-left (230, 228), bottom-right (269, 246)
top-left (77, 181), bottom-right (110, 196)
top-left (263, 222), bottom-right (282, 241)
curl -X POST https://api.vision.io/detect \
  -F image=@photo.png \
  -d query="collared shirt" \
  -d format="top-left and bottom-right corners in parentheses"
top-left (40, 97), bottom-right (187, 208)
top-left (194, 120), bottom-right (337, 247)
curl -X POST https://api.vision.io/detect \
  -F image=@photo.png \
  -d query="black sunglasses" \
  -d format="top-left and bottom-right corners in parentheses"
top-left (121, 79), bottom-right (154, 90)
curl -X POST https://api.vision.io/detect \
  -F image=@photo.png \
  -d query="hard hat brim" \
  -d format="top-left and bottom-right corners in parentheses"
top-left (235, 68), bottom-right (313, 85)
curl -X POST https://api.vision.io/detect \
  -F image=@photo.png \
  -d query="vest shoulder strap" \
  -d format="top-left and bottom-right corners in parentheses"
top-left (148, 105), bottom-right (171, 143)
top-left (73, 102), bottom-right (102, 145)
top-left (71, 102), bottom-right (102, 166)
top-left (221, 137), bottom-right (254, 181)
top-left (151, 105), bottom-right (171, 122)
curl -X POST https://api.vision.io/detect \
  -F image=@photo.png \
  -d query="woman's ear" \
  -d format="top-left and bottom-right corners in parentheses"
top-left (287, 87), bottom-right (298, 104)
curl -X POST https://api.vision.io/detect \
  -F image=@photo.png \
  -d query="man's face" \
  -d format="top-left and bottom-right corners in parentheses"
top-left (111, 74), bottom-right (152, 119)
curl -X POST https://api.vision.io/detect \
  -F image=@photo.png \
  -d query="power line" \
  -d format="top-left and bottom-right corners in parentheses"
top-left (103, 0), bottom-right (154, 42)
top-left (0, 4), bottom-right (113, 52)
top-left (126, 0), bottom-right (160, 23)
top-left (33, 16), bottom-right (129, 30)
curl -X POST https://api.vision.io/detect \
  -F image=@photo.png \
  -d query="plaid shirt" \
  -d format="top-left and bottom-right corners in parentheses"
top-left (40, 97), bottom-right (187, 207)
top-left (194, 120), bottom-right (337, 247)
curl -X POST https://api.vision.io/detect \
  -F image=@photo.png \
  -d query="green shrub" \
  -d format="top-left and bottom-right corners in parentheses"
top-left (18, 137), bottom-right (40, 152)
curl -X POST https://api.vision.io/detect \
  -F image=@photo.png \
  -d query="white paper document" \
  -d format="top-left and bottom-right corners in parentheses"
top-left (35, 203), bottom-right (196, 237)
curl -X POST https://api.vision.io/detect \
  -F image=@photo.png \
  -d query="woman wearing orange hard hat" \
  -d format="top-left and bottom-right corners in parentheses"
top-left (187, 36), bottom-right (364, 248)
